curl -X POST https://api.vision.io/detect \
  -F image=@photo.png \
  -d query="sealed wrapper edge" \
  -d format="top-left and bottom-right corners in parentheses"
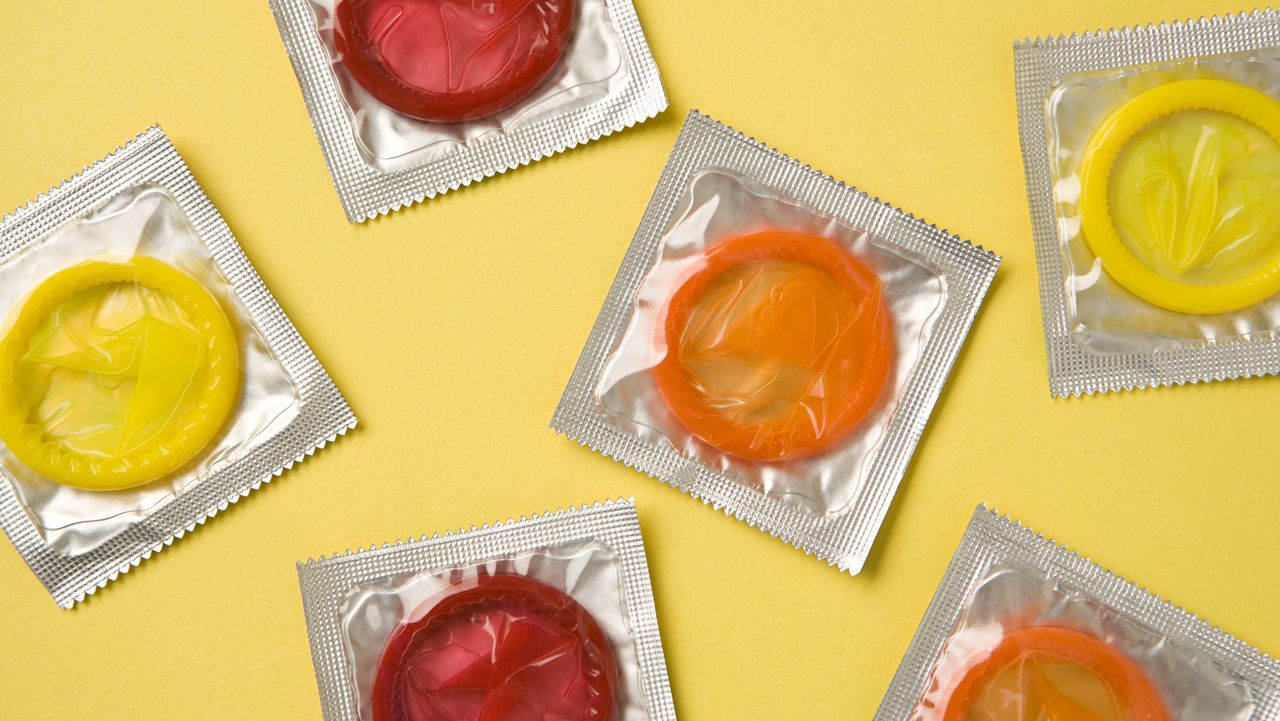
top-left (1014, 9), bottom-right (1280, 396)
top-left (268, 0), bottom-right (669, 223)
top-left (871, 505), bottom-right (1280, 721)
top-left (296, 497), bottom-right (677, 721)
top-left (0, 127), bottom-right (357, 608)
top-left (551, 110), bottom-right (1001, 574)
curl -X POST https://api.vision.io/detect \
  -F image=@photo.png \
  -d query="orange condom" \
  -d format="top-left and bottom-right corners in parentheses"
top-left (939, 626), bottom-right (1172, 721)
top-left (652, 230), bottom-right (893, 462)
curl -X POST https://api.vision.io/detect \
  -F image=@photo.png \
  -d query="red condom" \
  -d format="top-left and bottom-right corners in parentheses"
top-left (371, 573), bottom-right (617, 721)
top-left (335, 0), bottom-right (576, 122)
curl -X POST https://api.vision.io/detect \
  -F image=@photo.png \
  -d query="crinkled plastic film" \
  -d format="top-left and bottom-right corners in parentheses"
top-left (872, 507), bottom-right (1280, 721)
top-left (269, 0), bottom-right (667, 222)
top-left (552, 111), bottom-right (1000, 573)
top-left (296, 499), bottom-right (676, 721)
top-left (0, 128), bottom-right (356, 607)
top-left (1015, 10), bottom-right (1280, 395)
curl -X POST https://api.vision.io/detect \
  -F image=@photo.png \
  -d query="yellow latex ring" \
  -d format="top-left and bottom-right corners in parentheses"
top-left (1079, 78), bottom-right (1280, 314)
top-left (0, 258), bottom-right (239, 491)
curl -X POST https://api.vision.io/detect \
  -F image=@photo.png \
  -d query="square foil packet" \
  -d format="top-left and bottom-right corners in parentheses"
top-left (269, 0), bottom-right (668, 222)
top-left (874, 506), bottom-right (1280, 721)
top-left (1015, 10), bottom-right (1280, 395)
top-left (297, 498), bottom-right (676, 721)
top-left (0, 127), bottom-right (355, 607)
top-left (552, 111), bottom-right (1000, 573)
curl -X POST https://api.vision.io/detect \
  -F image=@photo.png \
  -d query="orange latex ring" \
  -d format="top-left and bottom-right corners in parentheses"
top-left (0, 258), bottom-right (239, 491)
top-left (653, 230), bottom-right (893, 463)
top-left (1079, 78), bottom-right (1280, 314)
top-left (939, 626), bottom-right (1172, 721)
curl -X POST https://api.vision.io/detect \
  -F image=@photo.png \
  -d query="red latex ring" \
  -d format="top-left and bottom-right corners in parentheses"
top-left (653, 230), bottom-right (894, 463)
top-left (335, 0), bottom-right (576, 122)
top-left (372, 573), bottom-right (617, 721)
top-left (938, 626), bottom-right (1172, 721)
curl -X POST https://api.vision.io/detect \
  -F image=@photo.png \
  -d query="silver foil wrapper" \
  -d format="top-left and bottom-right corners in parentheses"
top-left (873, 506), bottom-right (1280, 721)
top-left (1015, 10), bottom-right (1280, 396)
top-left (296, 498), bottom-right (676, 721)
top-left (269, 0), bottom-right (667, 222)
top-left (0, 127), bottom-right (356, 607)
top-left (552, 111), bottom-right (1000, 574)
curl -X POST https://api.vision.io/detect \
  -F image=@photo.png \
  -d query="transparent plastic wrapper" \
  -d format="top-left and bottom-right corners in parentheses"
top-left (269, 0), bottom-right (667, 222)
top-left (1015, 10), bottom-right (1280, 395)
top-left (0, 127), bottom-right (356, 607)
top-left (297, 498), bottom-right (676, 721)
top-left (873, 506), bottom-right (1280, 721)
top-left (552, 111), bottom-right (1000, 573)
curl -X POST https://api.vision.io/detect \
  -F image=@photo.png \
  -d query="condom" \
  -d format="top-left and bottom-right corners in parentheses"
top-left (652, 230), bottom-right (894, 462)
top-left (371, 573), bottom-right (618, 721)
top-left (877, 508), bottom-right (1267, 721)
top-left (1079, 78), bottom-right (1280, 314)
top-left (298, 501), bottom-right (672, 721)
top-left (273, 0), bottom-right (665, 222)
top-left (0, 257), bottom-right (239, 491)
top-left (556, 116), bottom-right (994, 570)
top-left (335, 0), bottom-right (576, 122)
top-left (939, 626), bottom-right (1172, 721)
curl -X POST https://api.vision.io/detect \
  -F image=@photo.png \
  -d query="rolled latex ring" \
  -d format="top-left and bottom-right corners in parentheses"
top-left (938, 626), bottom-right (1171, 721)
top-left (335, 0), bottom-right (576, 122)
top-left (0, 258), bottom-right (239, 491)
top-left (371, 573), bottom-right (618, 721)
top-left (1079, 78), bottom-right (1280, 314)
top-left (653, 230), bottom-right (894, 463)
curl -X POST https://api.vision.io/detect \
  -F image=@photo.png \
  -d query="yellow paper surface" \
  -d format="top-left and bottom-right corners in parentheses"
top-left (0, 1), bottom-right (1277, 719)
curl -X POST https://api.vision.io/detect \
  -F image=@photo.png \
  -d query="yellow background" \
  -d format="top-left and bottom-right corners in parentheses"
top-left (1, 1), bottom-right (1278, 719)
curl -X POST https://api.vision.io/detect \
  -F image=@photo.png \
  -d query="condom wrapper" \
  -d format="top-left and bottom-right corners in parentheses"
top-left (1015, 11), bottom-right (1280, 395)
top-left (270, 0), bottom-right (667, 222)
top-left (552, 112), bottom-right (1000, 573)
top-left (297, 499), bottom-right (676, 721)
top-left (0, 128), bottom-right (355, 608)
top-left (873, 507), bottom-right (1280, 721)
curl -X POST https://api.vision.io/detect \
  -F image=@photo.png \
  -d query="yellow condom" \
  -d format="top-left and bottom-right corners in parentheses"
top-left (1079, 78), bottom-right (1280, 314)
top-left (0, 257), bottom-right (239, 491)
